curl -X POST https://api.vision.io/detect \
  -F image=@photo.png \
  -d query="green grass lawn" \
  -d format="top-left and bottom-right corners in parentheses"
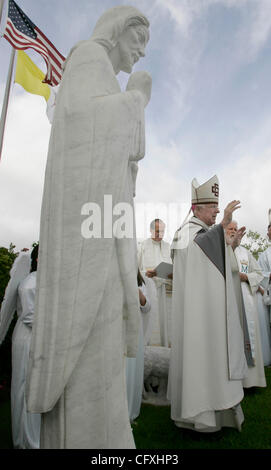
top-left (0, 368), bottom-right (270, 449)
top-left (0, 392), bottom-right (12, 449)
top-left (133, 367), bottom-right (271, 449)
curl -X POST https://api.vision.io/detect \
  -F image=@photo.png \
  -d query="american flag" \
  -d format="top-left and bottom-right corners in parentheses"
top-left (3, 0), bottom-right (65, 86)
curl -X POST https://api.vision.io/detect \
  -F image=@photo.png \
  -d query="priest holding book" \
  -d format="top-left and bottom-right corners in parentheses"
top-left (138, 219), bottom-right (172, 346)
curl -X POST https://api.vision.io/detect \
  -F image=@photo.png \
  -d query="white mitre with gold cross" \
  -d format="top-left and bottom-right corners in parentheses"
top-left (191, 174), bottom-right (219, 205)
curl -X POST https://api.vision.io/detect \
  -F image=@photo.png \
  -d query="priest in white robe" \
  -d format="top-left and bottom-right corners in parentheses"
top-left (25, 6), bottom-right (151, 449)
top-left (258, 218), bottom-right (271, 315)
top-left (138, 219), bottom-right (172, 346)
top-left (168, 175), bottom-right (248, 433)
top-left (225, 221), bottom-right (266, 388)
top-left (258, 215), bottom-right (271, 363)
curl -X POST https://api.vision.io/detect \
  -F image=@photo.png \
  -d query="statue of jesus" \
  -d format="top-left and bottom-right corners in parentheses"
top-left (26, 5), bottom-right (151, 449)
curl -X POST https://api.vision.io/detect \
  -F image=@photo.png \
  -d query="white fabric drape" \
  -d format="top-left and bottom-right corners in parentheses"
top-left (235, 246), bottom-right (266, 388)
top-left (126, 280), bottom-right (151, 422)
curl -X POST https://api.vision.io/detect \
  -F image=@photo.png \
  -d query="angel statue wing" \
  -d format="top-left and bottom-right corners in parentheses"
top-left (0, 251), bottom-right (31, 344)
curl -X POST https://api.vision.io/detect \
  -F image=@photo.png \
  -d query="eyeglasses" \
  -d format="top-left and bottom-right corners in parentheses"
top-left (205, 204), bottom-right (219, 209)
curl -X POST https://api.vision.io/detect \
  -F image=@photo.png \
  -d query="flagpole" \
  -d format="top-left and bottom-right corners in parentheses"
top-left (0, 47), bottom-right (16, 161)
top-left (0, 0), bottom-right (4, 23)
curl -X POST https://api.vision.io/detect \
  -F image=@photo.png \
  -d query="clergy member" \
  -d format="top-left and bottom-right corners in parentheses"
top-left (26, 6), bottom-right (151, 449)
top-left (225, 221), bottom-right (266, 388)
top-left (138, 219), bottom-right (172, 346)
top-left (258, 213), bottom-right (271, 305)
top-left (168, 175), bottom-right (248, 433)
top-left (258, 212), bottom-right (271, 363)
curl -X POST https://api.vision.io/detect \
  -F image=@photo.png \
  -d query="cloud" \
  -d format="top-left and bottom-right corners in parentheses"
top-left (135, 107), bottom-right (271, 243)
top-left (0, 0), bottom-right (270, 250)
top-left (219, 146), bottom-right (271, 238)
top-left (135, 131), bottom-right (191, 241)
top-left (157, 0), bottom-right (271, 62)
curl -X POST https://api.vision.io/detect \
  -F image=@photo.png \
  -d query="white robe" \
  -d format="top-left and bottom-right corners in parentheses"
top-left (258, 246), bottom-right (271, 290)
top-left (235, 246), bottom-right (266, 388)
top-left (138, 238), bottom-right (172, 346)
top-left (11, 272), bottom-right (41, 449)
top-left (256, 293), bottom-right (271, 365)
top-left (258, 246), bottom-right (271, 314)
top-left (26, 37), bottom-right (146, 448)
top-left (258, 246), bottom-right (271, 364)
top-left (126, 280), bottom-right (151, 422)
top-left (168, 217), bottom-right (247, 432)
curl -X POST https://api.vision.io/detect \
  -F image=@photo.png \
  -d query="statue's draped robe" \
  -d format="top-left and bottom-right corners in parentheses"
top-left (168, 217), bottom-right (247, 432)
top-left (234, 246), bottom-right (266, 388)
top-left (138, 238), bottom-right (172, 346)
top-left (0, 252), bottom-right (31, 345)
top-left (26, 41), bottom-right (145, 449)
top-left (126, 279), bottom-right (151, 422)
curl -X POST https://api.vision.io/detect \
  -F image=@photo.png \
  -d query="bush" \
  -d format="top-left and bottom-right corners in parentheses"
top-left (0, 244), bottom-right (18, 389)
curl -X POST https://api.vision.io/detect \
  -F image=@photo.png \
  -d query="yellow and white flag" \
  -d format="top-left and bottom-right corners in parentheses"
top-left (15, 50), bottom-right (50, 100)
top-left (15, 50), bottom-right (58, 123)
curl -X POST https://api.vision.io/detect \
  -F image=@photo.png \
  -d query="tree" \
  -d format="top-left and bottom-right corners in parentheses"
top-left (0, 244), bottom-right (19, 390)
top-left (0, 244), bottom-right (18, 305)
top-left (242, 230), bottom-right (270, 260)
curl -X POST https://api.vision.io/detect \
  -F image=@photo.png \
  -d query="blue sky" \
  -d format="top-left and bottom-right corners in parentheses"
top-left (0, 0), bottom-right (271, 248)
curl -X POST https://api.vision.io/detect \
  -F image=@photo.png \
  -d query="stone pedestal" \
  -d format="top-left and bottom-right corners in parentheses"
top-left (143, 346), bottom-right (170, 406)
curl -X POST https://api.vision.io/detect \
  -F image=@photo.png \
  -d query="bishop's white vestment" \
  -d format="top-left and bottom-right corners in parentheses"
top-left (235, 246), bottom-right (266, 388)
top-left (138, 238), bottom-right (172, 346)
top-left (168, 217), bottom-right (247, 432)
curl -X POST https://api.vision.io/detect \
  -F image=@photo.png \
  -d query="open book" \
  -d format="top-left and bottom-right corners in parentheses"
top-left (154, 261), bottom-right (173, 279)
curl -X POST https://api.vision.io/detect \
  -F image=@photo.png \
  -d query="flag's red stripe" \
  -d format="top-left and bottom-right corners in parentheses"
top-left (6, 20), bottom-right (47, 53)
top-left (6, 20), bottom-right (37, 44)
top-left (6, 22), bottom-right (49, 56)
top-left (35, 33), bottom-right (65, 68)
top-left (4, 34), bottom-right (50, 65)
top-left (35, 26), bottom-right (65, 61)
top-left (5, 32), bottom-right (59, 85)
top-left (4, 30), bottom-right (51, 74)
top-left (50, 63), bottom-right (62, 82)
top-left (36, 37), bottom-right (63, 72)
top-left (4, 16), bottom-right (65, 86)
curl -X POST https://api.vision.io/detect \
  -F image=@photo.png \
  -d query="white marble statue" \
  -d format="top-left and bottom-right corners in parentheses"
top-left (143, 345), bottom-right (171, 406)
top-left (0, 248), bottom-right (41, 449)
top-left (26, 6), bottom-right (151, 449)
top-left (126, 273), bottom-right (152, 422)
